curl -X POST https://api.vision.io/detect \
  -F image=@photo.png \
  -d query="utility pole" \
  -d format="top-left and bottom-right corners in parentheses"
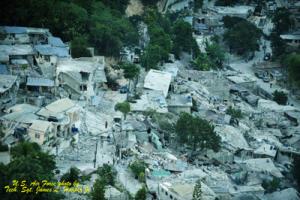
top-left (94, 140), bottom-right (98, 168)
top-left (263, 41), bottom-right (266, 55)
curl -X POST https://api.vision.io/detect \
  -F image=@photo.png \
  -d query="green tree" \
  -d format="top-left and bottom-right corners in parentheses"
top-left (273, 90), bottom-right (288, 105)
top-left (272, 8), bottom-right (294, 34)
top-left (222, 16), bottom-right (247, 29)
top-left (11, 141), bottom-right (41, 158)
top-left (270, 32), bottom-right (287, 57)
top-left (121, 62), bottom-right (140, 80)
top-left (0, 125), bottom-right (8, 152)
top-left (0, 163), bottom-right (8, 197)
top-left (175, 112), bottom-right (194, 144)
top-left (193, 179), bottom-right (202, 200)
top-left (194, 0), bottom-right (203, 11)
top-left (262, 177), bottom-right (280, 193)
top-left (192, 98), bottom-right (198, 112)
top-left (215, 0), bottom-right (237, 6)
top-left (142, 8), bottom-right (172, 65)
top-left (175, 113), bottom-right (221, 152)
top-left (192, 38), bottom-right (201, 58)
top-left (141, 0), bottom-right (159, 6)
top-left (205, 41), bottom-right (225, 68)
top-left (223, 19), bottom-right (262, 56)
top-left (115, 101), bottom-right (131, 119)
top-left (71, 36), bottom-right (92, 58)
top-left (51, 2), bottom-right (89, 41)
top-left (284, 53), bottom-right (300, 88)
top-left (191, 52), bottom-right (212, 71)
top-left (100, 0), bottom-right (129, 13)
top-left (97, 164), bottom-right (116, 186)
top-left (149, 26), bottom-right (172, 58)
top-left (270, 8), bottom-right (294, 58)
top-left (91, 178), bottom-right (106, 200)
top-left (158, 120), bottom-right (175, 142)
top-left (211, 34), bottom-right (220, 44)
top-left (0, 32), bottom-right (5, 41)
top-left (293, 155), bottom-right (300, 191)
top-left (9, 142), bottom-right (56, 180)
top-left (1, 142), bottom-right (63, 199)
top-left (72, 0), bottom-right (94, 13)
top-left (0, 124), bottom-right (4, 138)
top-left (0, 142), bottom-right (8, 152)
top-left (89, 23), bottom-right (122, 57)
top-left (143, 8), bottom-right (171, 33)
top-left (141, 44), bottom-right (163, 70)
top-left (172, 20), bottom-right (194, 58)
top-left (129, 160), bottom-right (147, 180)
top-left (138, 172), bottom-right (145, 183)
top-left (60, 167), bottom-right (80, 185)
top-left (226, 106), bottom-right (243, 119)
top-left (135, 186), bottom-right (147, 200)
top-left (88, 2), bottom-right (138, 56)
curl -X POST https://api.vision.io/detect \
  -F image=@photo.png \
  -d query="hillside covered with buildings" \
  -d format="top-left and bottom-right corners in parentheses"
top-left (0, 0), bottom-right (300, 200)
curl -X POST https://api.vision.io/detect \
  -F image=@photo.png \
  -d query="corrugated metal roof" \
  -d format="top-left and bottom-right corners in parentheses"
top-left (11, 59), bottom-right (28, 65)
top-left (1, 26), bottom-right (49, 34)
top-left (0, 45), bottom-right (34, 56)
top-left (48, 36), bottom-right (66, 47)
top-left (35, 45), bottom-right (69, 57)
top-left (194, 23), bottom-right (208, 30)
top-left (3, 26), bottom-right (27, 34)
top-left (27, 77), bottom-right (54, 87)
top-left (0, 64), bottom-right (8, 74)
top-left (280, 33), bottom-right (300, 40)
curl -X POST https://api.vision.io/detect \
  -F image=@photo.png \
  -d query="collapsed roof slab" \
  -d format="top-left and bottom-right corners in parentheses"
top-left (144, 69), bottom-right (172, 97)
top-left (0, 75), bottom-right (17, 93)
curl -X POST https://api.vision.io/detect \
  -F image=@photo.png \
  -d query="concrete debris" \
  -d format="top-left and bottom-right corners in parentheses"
top-left (1, 3), bottom-right (300, 198)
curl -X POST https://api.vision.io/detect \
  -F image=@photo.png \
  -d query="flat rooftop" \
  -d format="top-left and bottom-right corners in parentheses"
top-left (144, 69), bottom-right (172, 97)
top-left (0, 44), bottom-right (34, 56)
top-left (0, 75), bottom-right (17, 93)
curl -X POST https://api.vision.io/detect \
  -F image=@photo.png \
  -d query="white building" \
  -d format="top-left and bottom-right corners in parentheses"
top-left (280, 32), bottom-right (300, 47)
top-left (158, 181), bottom-right (217, 200)
top-left (167, 93), bottom-right (193, 114)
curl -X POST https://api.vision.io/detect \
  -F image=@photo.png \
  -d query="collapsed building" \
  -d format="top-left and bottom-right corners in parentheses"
top-left (0, 74), bottom-right (18, 112)
top-left (0, 98), bottom-right (80, 149)
top-left (0, 8), bottom-right (300, 199)
top-left (56, 57), bottom-right (107, 101)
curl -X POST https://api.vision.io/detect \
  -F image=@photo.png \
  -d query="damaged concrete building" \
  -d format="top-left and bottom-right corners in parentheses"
top-left (36, 98), bottom-right (80, 139)
top-left (56, 56), bottom-right (107, 101)
top-left (0, 74), bottom-right (18, 112)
